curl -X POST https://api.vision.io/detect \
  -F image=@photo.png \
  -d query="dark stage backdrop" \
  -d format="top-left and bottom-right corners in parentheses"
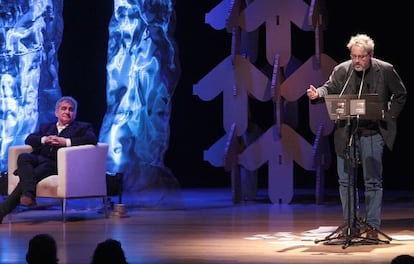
top-left (58, 1), bottom-right (411, 190)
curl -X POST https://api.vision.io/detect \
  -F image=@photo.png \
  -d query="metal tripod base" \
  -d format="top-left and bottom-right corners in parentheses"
top-left (314, 218), bottom-right (392, 249)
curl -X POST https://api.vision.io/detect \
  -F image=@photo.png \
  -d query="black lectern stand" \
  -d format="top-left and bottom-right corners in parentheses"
top-left (314, 94), bottom-right (392, 248)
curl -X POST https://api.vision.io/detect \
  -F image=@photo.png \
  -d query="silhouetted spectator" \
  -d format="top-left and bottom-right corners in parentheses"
top-left (91, 238), bottom-right (127, 264)
top-left (391, 254), bottom-right (414, 264)
top-left (26, 233), bottom-right (59, 264)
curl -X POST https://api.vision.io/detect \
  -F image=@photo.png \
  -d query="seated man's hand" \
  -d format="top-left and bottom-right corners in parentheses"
top-left (45, 135), bottom-right (67, 146)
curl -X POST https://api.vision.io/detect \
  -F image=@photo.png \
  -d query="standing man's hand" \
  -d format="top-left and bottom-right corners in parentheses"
top-left (306, 85), bottom-right (319, 100)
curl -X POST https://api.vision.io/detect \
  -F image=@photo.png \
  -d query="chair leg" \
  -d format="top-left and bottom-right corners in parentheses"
top-left (103, 196), bottom-right (108, 218)
top-left (61, 198), bottom-right (66, 222)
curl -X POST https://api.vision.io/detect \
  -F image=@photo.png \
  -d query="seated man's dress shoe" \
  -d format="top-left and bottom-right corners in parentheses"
top-left (20, 195), bottom-right (36, 207)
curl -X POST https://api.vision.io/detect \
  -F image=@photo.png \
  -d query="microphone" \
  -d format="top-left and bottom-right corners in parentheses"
top-left (339, 69), bottom-right (354, 96)
top-left (357, 69), bottom-right (365, 99)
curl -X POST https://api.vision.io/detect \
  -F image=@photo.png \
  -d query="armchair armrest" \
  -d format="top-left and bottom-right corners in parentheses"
top-left (57, 143), bottom-right (109, 197)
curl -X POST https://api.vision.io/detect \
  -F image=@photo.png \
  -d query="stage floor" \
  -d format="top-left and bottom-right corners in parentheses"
top-left (1, 188), bottom-right (414, 264)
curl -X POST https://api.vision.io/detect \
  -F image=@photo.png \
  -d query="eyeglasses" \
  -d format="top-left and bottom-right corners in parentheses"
top-left (350, 53), bottom-right (370, 60)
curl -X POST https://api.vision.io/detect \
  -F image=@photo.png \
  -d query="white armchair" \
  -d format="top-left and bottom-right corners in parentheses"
top-left (8, 143), bottom-right (109, 221)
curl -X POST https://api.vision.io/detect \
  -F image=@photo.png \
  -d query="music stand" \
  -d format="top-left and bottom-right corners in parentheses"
top-left (324, 93), bottom-right (383, 121)
top-left (314, 94), bottom-right (392, 248)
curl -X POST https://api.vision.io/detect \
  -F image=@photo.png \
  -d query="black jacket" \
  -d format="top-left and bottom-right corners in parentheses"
top-left (313, 58), bottom-right (407, 156)
top-left (25, 121), bottom-right (98, 161)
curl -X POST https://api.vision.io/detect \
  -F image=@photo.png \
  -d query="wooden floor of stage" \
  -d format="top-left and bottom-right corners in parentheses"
top-left (1, 188), bottom-right (414, 264)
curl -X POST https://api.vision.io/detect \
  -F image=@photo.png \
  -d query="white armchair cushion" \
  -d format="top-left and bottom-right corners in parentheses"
top-left (36, 176), bottom-right (59, 197)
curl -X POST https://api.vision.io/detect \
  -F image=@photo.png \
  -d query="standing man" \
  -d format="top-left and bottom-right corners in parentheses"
top-left (0, 96), bottom-right (98, 223)
top-left (307, 34), bottom-right (407, 239)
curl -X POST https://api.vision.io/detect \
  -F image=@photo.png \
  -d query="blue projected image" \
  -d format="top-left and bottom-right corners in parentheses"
top-left (0, 0), bottom-right (62, 172)
top-left (99, 0), bottom-right (181, 198)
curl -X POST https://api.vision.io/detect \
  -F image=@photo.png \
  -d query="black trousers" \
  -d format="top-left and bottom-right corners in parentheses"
top-left (0, 153), bottom-right (57, 216)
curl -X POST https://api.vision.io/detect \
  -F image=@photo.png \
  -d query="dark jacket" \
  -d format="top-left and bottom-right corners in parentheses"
top-left (25, 121), bottom-right (98, 161)
top-left (313, 58), bottom-right (407, 157)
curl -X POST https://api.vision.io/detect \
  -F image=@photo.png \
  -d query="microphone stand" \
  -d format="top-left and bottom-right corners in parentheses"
top-left (315, 115), bottom-right (392, 248)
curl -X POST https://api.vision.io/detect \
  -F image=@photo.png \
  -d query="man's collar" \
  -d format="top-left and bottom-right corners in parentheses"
top-left (56, 122), bottom-right (70, 128)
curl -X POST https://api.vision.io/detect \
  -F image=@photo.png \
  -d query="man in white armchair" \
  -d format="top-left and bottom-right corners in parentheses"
top-left (0, 96), bottom-right (98, 223)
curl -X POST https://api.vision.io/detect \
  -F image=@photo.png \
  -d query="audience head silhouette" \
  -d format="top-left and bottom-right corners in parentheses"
top-left (91, 238), bottom-right (127, 264)
top-left (26, 233), bottom-right (58, 264)
top-left (391, 254), bottom-right (414, 264)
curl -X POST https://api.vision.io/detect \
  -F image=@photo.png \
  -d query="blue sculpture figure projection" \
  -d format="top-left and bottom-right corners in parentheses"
top-left (0, 0), bottom-right (62, 173)
top-left (99, 0), bottom-right (181, 206)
